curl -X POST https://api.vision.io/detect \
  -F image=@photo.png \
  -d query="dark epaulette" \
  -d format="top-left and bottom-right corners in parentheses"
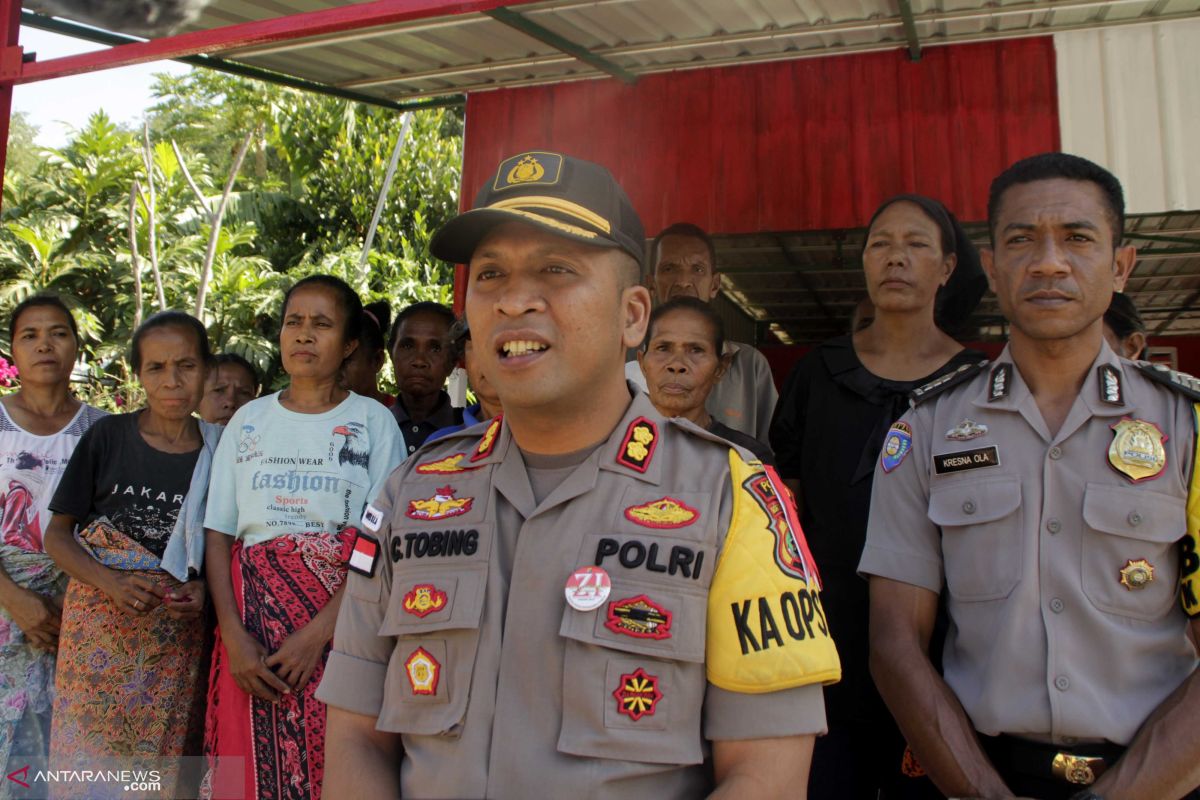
top-left (909, 359), bottom-right (991, 406)
top-left (666, 416), bottom-right (761, 466)
top-left (1136, 362), bottom-right (1200, 402)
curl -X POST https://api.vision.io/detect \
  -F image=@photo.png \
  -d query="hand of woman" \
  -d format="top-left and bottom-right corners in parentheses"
top-left (2, 586), bottom-right (62, 650)
top-left (264, 619), bottom-right (332, 692)
top-left (100, 570), bottom-right (164, 616)
top-left (225, 626), bottom-right (291, 703)
top-left (161, 579), bottom-right (205, 619)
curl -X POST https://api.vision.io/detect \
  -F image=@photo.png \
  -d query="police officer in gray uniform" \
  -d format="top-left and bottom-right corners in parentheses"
top-left (860, 153), bottom-right (1200, 800)
top-left (317, 152), bottom-right (841, 799)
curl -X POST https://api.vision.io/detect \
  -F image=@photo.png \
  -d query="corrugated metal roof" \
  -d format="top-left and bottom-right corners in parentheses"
top-left (142, 0), bottom-right (1200, 103)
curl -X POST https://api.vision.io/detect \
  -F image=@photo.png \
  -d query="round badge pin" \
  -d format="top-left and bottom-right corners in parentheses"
top-left (564, 566), bottom-right (612, 611)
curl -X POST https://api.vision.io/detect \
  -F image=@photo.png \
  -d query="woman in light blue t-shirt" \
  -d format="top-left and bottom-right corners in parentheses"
top-left (201, 276), bottom-right (403, 800)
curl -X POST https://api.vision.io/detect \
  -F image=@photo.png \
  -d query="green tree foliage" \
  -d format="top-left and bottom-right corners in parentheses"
top-left (0, 69), bottom-right (463, 404)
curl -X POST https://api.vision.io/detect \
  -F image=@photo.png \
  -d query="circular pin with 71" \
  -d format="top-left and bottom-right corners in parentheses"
top-left (564, 566), bottom-right (612, 611)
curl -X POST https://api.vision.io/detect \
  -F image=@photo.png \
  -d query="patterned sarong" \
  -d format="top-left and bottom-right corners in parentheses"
top-left (202, 531), bottom-right (351, 800)
top-left (49, 520), bottom-right (206, 799)
top-left (0, 545), bottom-right (67, 800)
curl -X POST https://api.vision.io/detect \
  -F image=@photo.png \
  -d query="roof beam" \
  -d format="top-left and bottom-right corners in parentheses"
top-left (13, 0), bottom-right (548, 84)
top-left (482, 6), bottom-right (637, 85)
top-left (19, 12), bottom-right (463, 111)
top-left (897, 0), bottom-right (922, 61)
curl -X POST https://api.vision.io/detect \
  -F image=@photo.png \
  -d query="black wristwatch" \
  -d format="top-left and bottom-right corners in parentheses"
top-left (1068, 791), bottom-right (1105, 800)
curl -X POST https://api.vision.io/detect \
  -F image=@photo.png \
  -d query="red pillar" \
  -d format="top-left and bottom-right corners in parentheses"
top-left (0, 0), bottom-right (22, 212)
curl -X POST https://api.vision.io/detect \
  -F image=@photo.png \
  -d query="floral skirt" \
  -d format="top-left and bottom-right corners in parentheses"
top-left (48, 522), bottom-right (205, 799)
top-left (0, 546), bottom-right (67, 800)
top-left (202, 530), bottom-right (351, 800)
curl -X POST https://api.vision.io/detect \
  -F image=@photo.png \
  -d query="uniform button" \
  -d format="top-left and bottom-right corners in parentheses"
top-left (408, 445), bottom-right (416, 453)
top-left (962, 500), bottom-right (977, 515)
top-left (411, 426), bottom-right (420, 433)
top-left (1128, 511), bottom-right (1143, 527)
top-left (1050, 598), bottom-right (1065, 613)
top-left (1046, 518), bottom-right (1062, 534)
top-left (1049, 446), bottom-right (1063, 460)
top-left (1055, 676), bottom-right (1071, 691)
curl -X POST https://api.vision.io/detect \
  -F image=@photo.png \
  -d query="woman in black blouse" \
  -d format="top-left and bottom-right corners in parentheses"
top-left (771, 195), bottom-right (987, 800)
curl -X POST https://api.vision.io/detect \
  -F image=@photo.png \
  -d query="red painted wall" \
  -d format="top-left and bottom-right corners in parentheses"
top-left (461, 37), bottom-right (1060, 234)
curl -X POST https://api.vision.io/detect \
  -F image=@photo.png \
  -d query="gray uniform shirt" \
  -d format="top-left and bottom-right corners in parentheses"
top-left (627, 340), bottom-right (779, 442)
top-left (318, 390), bottom-right (837, 800)
top-left (859, 342), bottom-right (1199, 746)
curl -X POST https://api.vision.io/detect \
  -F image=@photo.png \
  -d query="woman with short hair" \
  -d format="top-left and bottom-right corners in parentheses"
top-left (44, 310), bottom-right (217, 797)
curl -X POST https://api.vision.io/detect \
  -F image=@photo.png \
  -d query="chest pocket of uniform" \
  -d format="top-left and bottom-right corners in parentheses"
top-left (928, 476), bottom-right (1022, 601)
top-left (375, 563), bottom-right (487, 736)
top-left (1081, 483), bottom-right (1184, 621)
top-left (556, 576), bottom-right (708, 766)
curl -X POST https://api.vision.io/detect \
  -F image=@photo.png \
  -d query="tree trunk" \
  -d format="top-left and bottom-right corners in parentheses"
top-left (194, 129), bottom-right (255, 319)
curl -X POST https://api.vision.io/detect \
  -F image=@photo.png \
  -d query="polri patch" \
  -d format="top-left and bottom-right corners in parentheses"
top-left (361, 504), bottom-right (384, 532)
top-left (881, 422), bottom-right (913, 473)
top-left (605, 595), bottom-right (673, 640)
top-left (617, 417), bottom-right (658, 473)
top-left (404, 647), bottom-right (440, 696)
top-left (403, 584), bottom-right (448, 617)
top-left (406, 486), bottom-right (473, 521)
top-left (346, 530), bottom-right (379, 578)
top-left (623, 496), bottom-right (698, 529)
top-left (613, 667), bottom-right (662, 721)
top-left (741, 466), bottom-right (819, 586)
top-left (933, 446), bottom-right (1000, 475)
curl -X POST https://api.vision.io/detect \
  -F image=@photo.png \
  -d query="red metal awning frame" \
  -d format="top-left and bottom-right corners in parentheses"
top-left (0, 0), bottom-right (546, 198)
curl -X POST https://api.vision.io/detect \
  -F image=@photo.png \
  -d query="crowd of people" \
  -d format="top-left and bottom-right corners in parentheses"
top-left (0, 147), bottom-right (1195, 800)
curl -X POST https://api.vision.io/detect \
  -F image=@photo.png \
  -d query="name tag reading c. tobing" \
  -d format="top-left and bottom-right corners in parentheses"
top-left (933, 446), bottom-right (1001, 475)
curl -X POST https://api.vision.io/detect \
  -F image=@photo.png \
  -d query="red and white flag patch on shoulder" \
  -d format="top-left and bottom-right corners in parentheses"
top-left (348, 530), bottom-right (380, 578)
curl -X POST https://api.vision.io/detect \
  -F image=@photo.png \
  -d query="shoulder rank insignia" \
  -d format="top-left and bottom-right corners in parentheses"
top-left (470, 416), bottom-right (502, 462)
top-left (1098, 364), bottom-right (1123, 405)
top-left (910, 359), bottom-right (990, 405)
top-left (617, 417), bottom-right (658, 473)
top-left (624, 496), bottom-right (698, 529)
top-left (1108, 417), bottom-right (1167, 483)
top-left (1137, 362), bottom-right (1200, 402)
top-left (988, 363), bottom-right (1012, 402)
top-left (417, 452), bottom-right (480, 474)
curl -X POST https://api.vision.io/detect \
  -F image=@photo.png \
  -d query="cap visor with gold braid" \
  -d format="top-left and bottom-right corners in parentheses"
top-left (430, 151), bottom-right (645, 267)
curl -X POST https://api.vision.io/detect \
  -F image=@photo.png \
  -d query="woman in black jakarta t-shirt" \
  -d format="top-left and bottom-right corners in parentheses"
top-left (43, 312), bottom-right (211, 795)
top-left (770, 195), bottom-right (988, 800)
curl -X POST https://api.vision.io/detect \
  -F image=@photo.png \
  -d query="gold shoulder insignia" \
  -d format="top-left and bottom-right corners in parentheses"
top-left (616, 417), bottom-right (658, 473)
top-left (415, 453), bottom-right (480, 474)
top-left (470, 416), bottom-right (503, 462)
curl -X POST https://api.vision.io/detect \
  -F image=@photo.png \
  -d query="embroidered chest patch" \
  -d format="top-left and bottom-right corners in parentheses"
top-left (405, 486), bottom-right (474, 521)
top-left (605, 595), bottom-right (673, 640)
top-left (613, 667), bottom-right (662, 721)
top-left (623, 497), bottom-right (698, 529)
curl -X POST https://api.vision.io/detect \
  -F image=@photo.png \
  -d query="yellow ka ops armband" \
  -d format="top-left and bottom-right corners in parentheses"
top-left (706, 451), bottom-right (842, 693)
top-left (1180, 403), bottom-right (1200, 617)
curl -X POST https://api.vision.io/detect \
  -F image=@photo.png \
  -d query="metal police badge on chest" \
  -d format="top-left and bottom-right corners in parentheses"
top-left (1119, 559), bottom-right (1156, 590)
top-left (881, 422), bottom-right (913, 473)
top-left (1108, 418), bottom-right (1167, 482)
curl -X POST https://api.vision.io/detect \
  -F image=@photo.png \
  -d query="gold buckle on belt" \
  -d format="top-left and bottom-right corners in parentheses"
top-left (1051, 753), bottom-right (1106, 785)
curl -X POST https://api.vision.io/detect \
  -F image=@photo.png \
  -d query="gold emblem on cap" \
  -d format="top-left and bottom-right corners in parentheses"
top-left (1119, 558), bottom-right (1155, 590)
top-left (1108, 418), bottom-right (1167, 482)
top-left (506, 154), bottom-right (545, 185)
